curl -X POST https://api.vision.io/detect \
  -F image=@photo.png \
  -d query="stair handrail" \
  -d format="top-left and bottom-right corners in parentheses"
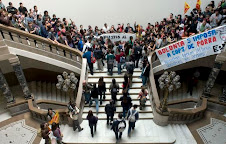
top-left (75, 58), bottom-right (88, 124)
top-left (0, 24), bottom-right (83, 61)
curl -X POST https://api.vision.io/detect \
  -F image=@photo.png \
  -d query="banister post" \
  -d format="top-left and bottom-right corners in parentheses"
top-left (0, 69), bottom-right (15, 103)
top-left (8, 57), bottom-right (32, 100)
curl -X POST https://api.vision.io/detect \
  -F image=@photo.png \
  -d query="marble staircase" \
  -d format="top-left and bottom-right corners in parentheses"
top-left (83, 66), bottom-right (154, 120)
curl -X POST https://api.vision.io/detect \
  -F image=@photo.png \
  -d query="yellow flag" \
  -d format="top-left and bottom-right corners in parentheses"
top-left (184, 2), bottom-right (190, 14)
top-left (196, 0), bottom-right (201, 10)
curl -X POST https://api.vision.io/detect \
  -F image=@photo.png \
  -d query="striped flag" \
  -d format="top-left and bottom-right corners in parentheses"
top-left (184, 2), bottom-right (190, 14)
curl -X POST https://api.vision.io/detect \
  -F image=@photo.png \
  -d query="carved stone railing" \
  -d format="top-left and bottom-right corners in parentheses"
top-left (168, 98), bottom-right (207, 123)
top-left (0, 24), bottom-right (82, 73)
top-left (148, 52), bottom-right (208, 126)
top-left (28, 99), bottom-right (68, 124)
top-left (76, 58), bottom-right (88, 124)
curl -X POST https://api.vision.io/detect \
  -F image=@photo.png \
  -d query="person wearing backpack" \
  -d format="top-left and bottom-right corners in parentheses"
top-left (120, 92), bottom-right (132, 118)
top-left (138, 87), bottom-right (148, 110)
top-left (106, 50), bottom-right (115, 75)
top-left (68, 101), bottom-right (84, 132)
top-left (115, 48), bottom-right (124, 74)
top-left (142, 62), bottom-right (150, 87)
top-left (98, 77), bottom-right (106, 105)
top-left (83, 48), bottom-right (95, 75)
top-left (126, 105), bottom-right (139, 137)
top-left (125, 58), bottom-right (135, 87)
top-left (109, 78), bottom-right (119, 104)
top-left (111, 113), bottom-right (126, 143)
top-left (89, 84), bottom-right (99, 115)
top-left (94, 45), bottom-right (104, 71)
top-left (86, 110), bottom-right (98, 137)
top-left (105, 100), bottom-right (116, 125)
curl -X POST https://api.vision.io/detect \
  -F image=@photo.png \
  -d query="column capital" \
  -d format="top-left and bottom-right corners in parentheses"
top-left (8, 57), bottom-right (20, 66)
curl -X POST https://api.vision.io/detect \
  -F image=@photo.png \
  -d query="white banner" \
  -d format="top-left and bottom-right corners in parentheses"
top-left (156, 25), bottom-right (226, 69)
top-left (100, 33), bottom-right (136, 42)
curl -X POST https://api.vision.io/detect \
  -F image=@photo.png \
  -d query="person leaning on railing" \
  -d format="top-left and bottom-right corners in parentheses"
top-left (0, 9), bottom-right (11, 26)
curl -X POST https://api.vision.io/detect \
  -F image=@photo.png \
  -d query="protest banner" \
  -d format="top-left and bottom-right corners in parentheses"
top-left (156, 25), bottom-right (226, 70)
top-left (100, 33), bottom-right (136, 42)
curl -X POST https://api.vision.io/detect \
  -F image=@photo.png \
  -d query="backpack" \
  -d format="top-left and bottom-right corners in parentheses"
top-left (112, 85), bottom-right (118, 93)
top-left (127, 62), bottom-right (134, 73)
top-left (94, 116), bottom-right (98, 124)
top-left (128, 109), bottom-right (138, 122)
top-left (108, 57), bottom-right (114, 65)
top-left (91, 52), bottom-right (96, 63)
top-left (120, 56), bottom-right (126, 63)
top-left (118, 120), bottom-right (126, 132)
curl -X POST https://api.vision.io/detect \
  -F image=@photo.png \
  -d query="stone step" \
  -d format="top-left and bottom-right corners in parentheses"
top-left (100, 94), bottom-right (149, 101)
top-left (88, 77), bottom-right (142, 83)
top-left (88, 72), bottom-right (141, 78)
top-left (84, 100), bottom-right (151, 107)
top-left (83, 106), bottom-right (152, 113)
top-left (91, 67), bottom-right (142, 73)
top-left (104, 89), bottom-right (141, 95)
top-left (179, 124), bottom-right (197, 144)
top-left (105, 83), bottom-right (142, 89)
top-left (82, 112), bottom-right (154, 120)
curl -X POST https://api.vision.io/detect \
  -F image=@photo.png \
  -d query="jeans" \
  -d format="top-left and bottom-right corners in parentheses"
top-left (84, 93), bottom-right (91, 103)
top-left (90, 124), bottom-right (97, 136)
top-left (114, 131), bottom-right (122, 140)
top-left (106, 115), bottom-right (114, 124)
top-left (111, 92), bottom-right (117, 104)
top-left (128, 121), bottom-right (136, 134)
top-left (89, 98), bottom-right (99, 114)
top-left (97, 59), bottom-right (103, 70)
top-left (88, 63), bottom-right (94, 75)
top-left (73, 120), bottom-right (82, 131)
top-left (117, 63), bottom-right (122, 74)
top-left (99, 91), bottom-right (105, 105)
top-left (122, 106), bottom-right (129, 118)
top-left (142, 76), bottom-right (148, 86)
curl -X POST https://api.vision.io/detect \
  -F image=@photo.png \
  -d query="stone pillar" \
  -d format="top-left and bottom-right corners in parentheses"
top-left (0, 69), bottom-right (15, 103)
top-left (202, 48), bottom-right (226, 98)
top-left (9, 57), bottom-right (32, 99)
top-left (202, 61), bottom-right (223, 97)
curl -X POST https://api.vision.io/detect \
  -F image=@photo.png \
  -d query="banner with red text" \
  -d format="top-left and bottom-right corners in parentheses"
top-left (156, 25), bottom-right (226, 69)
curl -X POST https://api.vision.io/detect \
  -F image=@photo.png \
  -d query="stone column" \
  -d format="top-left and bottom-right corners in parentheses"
top-left (9, 57), bottom-right (32, 99)
top-left (0, 69), bottom-right (15, 103)
top-left (202, 48), bottom-right (226, 98)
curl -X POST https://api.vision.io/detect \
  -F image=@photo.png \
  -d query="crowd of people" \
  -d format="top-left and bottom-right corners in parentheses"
top-left (1, 0), bottom-right (223, 143)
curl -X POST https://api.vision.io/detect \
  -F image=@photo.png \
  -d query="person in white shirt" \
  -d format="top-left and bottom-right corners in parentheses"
top-left (82, 37), bottom-right (92, 53)
top-left (210, 9), bottom-right (222, 28)
top-left (103, 23), bottom-right (110, 32)
top-left (68, 101), bottom-right (83, 132)
top-left (196, 19), bottom-right (212, 33)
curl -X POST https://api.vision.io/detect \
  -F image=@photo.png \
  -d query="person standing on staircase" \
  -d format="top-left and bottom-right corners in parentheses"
top-left (94, 45), bottom-right (104, 71)
top-left (109, 78), bottom-right (119, 104)
top-left (107, 50), bottom-right (116, 76)
top-left (105, 100), bottom-right (116, 125)
top-left (86, 110), bottom-right (98, 137)
top-left (122, 74), bottom-right (130, 94)
top-left (125, 58), bottom-right (135, 87)
top-left (83, 47), bottom-right (95, 75)
top-left (68, 101), bottom-right (84, 132)
top-left (138, 87), bottom-right (148, 110)
top-left (115, 48), bottom-right (125, 75)
top-left (141, 62), bottom-right (150, 87)
top-left (83, 80), bottom-right (93, 104)
top-left (126, 104), bottom-right (139, 137)
top-left (89, 84), bottom-right (99, 115)
top-left (111, 113), bottom-right (126, 143)
top-left (98, 77), bottom-right (106, 105)
top-left (120, 92), bottom-right (132, 118)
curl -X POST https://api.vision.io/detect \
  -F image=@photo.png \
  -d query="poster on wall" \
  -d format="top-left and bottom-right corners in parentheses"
top-left (156, 25), bottom-right (226, 70)
top-left (100, 33), bottom-right (136, 42)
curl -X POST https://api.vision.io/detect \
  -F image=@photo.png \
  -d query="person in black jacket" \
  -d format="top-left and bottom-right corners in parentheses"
top-left (142, 62), bottom-right (150, 87)
top-left (98, 77), bottom-right (106, 105)
top-left (94, 45), bottom-right (104, 71)
top-left (89, 84), bottom-right (99, 115)
top-left (86, 110), bottom-right (98, 137)
top-left (120, 92), bottom-right (132, 118)
top-left (111, 113), bottom-right (126, 143)
top-left (105, 100), bottom-right (116, 125)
